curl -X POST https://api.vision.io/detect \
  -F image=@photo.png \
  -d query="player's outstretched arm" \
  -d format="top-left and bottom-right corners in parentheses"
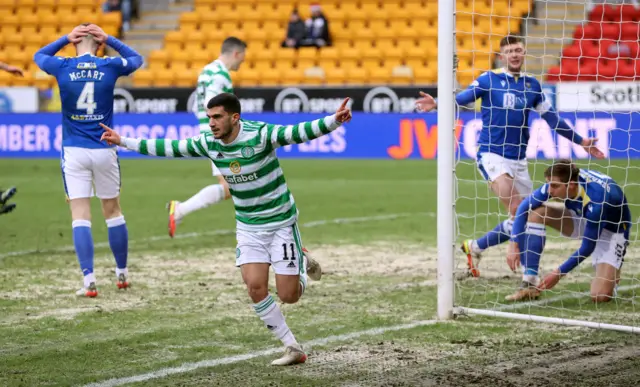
top-left (537, 101), bottom-right (605, 159)
top-left (265, 97), bottom-right (352, 149)
top-left (33, 26), bottom-right (89, 75)
top-left (416, 73), bottom-right (488, 112)
top-left (100, 123), bottom-right (209, 158)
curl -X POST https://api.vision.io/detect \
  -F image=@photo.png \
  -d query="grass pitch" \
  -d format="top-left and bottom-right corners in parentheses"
top-left (0, 158), bottom-right (639, 387)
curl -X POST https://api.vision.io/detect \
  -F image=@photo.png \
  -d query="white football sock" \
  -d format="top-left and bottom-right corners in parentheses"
top-left (177, 184), bottom-right (225, 219)
top-left (253, 294), bottom-right (297, 347)
top-left (83, 272), bottom-right (97, 288)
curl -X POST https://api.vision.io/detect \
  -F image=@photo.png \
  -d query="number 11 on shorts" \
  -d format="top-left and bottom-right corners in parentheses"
top-left (282, 243), bottom-right (296, 260)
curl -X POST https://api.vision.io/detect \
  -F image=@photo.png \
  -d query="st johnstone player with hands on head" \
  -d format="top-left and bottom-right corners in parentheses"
top-left (506, 160), bottom-right (631, 302)
top-left (34, 24), bottom-right (143, 297)
top-left (415, 35), bottom-right (605, 278)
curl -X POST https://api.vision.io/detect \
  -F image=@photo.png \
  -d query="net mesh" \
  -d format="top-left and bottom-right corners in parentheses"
top-left (453, 0), bottom-right (640, 328)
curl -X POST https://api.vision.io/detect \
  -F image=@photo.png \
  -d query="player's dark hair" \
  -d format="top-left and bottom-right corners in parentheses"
top-left (500, 35), bottom-right (523, 48)
top-left (544, 159), bottom-right (580, 183)
top-left (207, 93), bottom-right (242, 115)
top-left (221, 37), bottom-right (247, 54)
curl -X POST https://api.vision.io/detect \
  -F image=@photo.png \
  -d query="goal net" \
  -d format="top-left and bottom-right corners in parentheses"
top-left (438, 0), bottom-right (640, 332)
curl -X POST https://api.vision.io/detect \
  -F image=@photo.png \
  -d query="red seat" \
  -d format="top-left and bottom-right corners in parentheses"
top-left (573, 25), bottom-right (584, 40)
top-left (562, 44), bottom-right (581, 58)
top-left (580, 39), bottom-right (600, 58)
top-left (620, 23), bottom-right (640, 41)
top-left (601, 23), bottom-right (621, 40)
top-left (603, 5), bottom-right (621, 22)
top-left (635, 60), bottom-right (640, 79)
top-left (620, 5), bottom-right (640, 22)
top-left (597, 59), bottom-right (616, 80)
top-left (589, 4), bottom-right (607, 22)
top-left (546, 66), bottom-right (560, 83)
top-left (578, 60), bottom-right (598, 81)
top-left (617, 60), bottom-right (636, 80)
top-left (559, 60), bottom-right (579, 81)
top-left (582, 23), bottom-right (602, 40)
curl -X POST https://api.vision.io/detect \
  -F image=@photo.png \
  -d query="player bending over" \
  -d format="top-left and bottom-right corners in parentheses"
top-left (34, 24), bottom-right (143, 297)
top-left (506, 160), bottom-right (631, 302)
top-left (100, 93), bottom-right (351, 366)
top-left (166, 37), bottom-right (247, 238)
top-left (415, 35), bottom-right (604, 278)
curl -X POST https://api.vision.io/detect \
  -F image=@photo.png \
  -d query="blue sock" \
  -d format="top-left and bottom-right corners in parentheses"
top-left (476, 219), bottom-right (513, 250)
top-left (521, 223), bottom-right (546, 278)
top-left (107, 216), bottom-right (128, 270)
top-left (72, 220), bottom-right (94, 277)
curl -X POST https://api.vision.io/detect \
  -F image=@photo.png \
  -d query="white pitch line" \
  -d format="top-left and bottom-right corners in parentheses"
top-left (80, 319), bottom-right (442, 387)
top-left (80, 282), bottom-right (640, 387)
top-left (0, 212), bottom-right (435, 260)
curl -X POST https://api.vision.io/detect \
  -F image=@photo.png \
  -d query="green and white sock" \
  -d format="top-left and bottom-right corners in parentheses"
top-left (253, 294), bottom-right (297, 347)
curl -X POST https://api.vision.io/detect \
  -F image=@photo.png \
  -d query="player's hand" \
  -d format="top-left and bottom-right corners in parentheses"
top-left (67, 25), bottom-right (90, 44)
top-left (335, 97), bottom-right (352, 123)
top-left (87, 24), bottom-right (108, 44)
top-left (1, 64), bottom-right (24, 77)
top-left (415, 91), bottom-right (436, 112)
top-left (506, 241), bottom-right (521, 272)
top-left (99, 123), bottom-right (122, 146)
top-left (581, 138), bottom-right (605, 159)
top-left (539, 268), bottom-right (563, 290)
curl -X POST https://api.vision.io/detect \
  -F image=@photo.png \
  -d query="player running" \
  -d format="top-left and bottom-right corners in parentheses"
top-left (415, 35), bottom-right (604, 278)
top-left (166, 37), bottom-right (246, 238)
top-left (100, 93), bottom-right (352, 366)
top-left (34, 24), bottom-right (143, 297)
top-left (506, 160), bottom-right (631, 302)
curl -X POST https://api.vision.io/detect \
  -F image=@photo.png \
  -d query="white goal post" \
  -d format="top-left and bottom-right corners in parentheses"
top-left (436, 0), bottom-right (640, 334)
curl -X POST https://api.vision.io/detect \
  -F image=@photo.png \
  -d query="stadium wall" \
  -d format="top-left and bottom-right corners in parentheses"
top-left (0, 112), bottom-right (638, 159)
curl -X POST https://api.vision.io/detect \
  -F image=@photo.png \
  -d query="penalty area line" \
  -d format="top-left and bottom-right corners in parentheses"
top-left (0, 211), bottom-right (436, 260)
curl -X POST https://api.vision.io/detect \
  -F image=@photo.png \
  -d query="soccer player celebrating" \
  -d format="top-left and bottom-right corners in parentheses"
top-left (166, 37), bottom-right (247, 238)
top-left (506, 160), bottom-right (631, 302)
top-left (100, 93), bottom-right (352, 366)
top-left (415, 35), bottom-right (604, 278)
top-left (34, 24), bottom-right (143, 297)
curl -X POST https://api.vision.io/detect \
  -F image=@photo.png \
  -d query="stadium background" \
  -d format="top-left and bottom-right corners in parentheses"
top-left (0, 0), bottom-right (638, 161)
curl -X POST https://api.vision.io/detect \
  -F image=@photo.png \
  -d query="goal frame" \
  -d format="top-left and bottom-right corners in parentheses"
top-left (435, 0), bottom-right (640, 334)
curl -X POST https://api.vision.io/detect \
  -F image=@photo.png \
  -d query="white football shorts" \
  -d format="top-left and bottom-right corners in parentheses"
top-left (566, 210), bottom-right (628, 270)
top-left (61, 146), bottom-right (121, 200)
top-left (236, 224), bottom-right (307, 277)
top-left (477, 152), bottom-right (533, 197)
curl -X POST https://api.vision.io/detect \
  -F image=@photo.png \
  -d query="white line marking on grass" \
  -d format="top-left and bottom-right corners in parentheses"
top-left (80, 320), bottom-right (441, 387)
top-left (80, 282), bottom-right (640, 387)
top-left (0, 212), bottom-right (436, 260)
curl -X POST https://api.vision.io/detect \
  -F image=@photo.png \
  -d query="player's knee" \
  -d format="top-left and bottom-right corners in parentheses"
top-left (101, 197), bottom-right (122, 218)
top-left (590, 291), bottom-right (613, 303)
top-left (277, 290), bottom-right (300, 304)
top-left (527, 207), bottom-right (546, 224)
top-left (246, 283), bottom-right (268, 303)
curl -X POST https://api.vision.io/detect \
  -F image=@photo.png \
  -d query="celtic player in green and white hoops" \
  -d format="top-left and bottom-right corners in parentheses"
top-left (166, 37), bottom-right (247, 238)
top-left (100, 93), bottom-right (353, 366)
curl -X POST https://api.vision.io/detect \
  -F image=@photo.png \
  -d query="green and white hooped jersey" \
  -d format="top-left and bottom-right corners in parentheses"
top-left (195, 60), bottom-right (233, 133)
top-left (120, 115), bottom-right (342, 231)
